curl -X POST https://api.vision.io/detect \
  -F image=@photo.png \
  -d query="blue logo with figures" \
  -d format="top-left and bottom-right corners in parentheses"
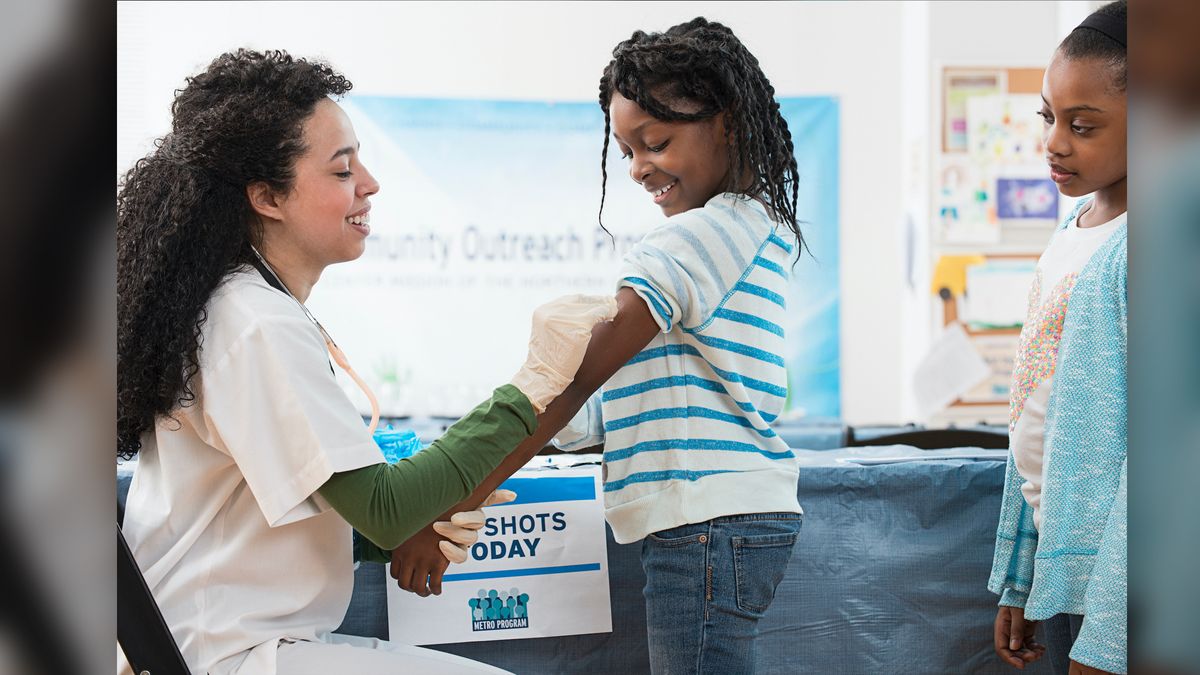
top-left (470, 588), bottom-right (529, 632)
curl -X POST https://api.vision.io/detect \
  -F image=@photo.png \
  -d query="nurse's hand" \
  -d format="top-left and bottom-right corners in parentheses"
top-left (510, 294), bottom-right (618, 413)
top-left (390, 525), bottom-right (450, 597)
top-left (432, 489), bottom-right (517, 563)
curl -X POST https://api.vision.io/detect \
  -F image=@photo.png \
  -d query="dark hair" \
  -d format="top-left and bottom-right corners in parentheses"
top-left (1059, 0), bottom-right (1127, 91)
top-left (598, 17), bottom-right (806, 258)
top-left (117, 49), bottom-right (351, 458)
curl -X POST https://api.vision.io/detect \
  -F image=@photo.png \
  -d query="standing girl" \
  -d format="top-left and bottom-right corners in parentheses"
top-left (988, 3), bottom-right (1128, 674)
top-left (399, 17), bottom-right (806, 674)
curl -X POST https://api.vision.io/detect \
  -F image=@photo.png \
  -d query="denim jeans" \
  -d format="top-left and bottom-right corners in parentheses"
top-left (640, 512), bottom-right (803, 675)
top-left (1041, 613), bottom-right (1084, 675)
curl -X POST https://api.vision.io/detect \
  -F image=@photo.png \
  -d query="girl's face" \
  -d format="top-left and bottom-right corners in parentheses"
top-left (609, 91), bottom-right (731, 217)
top-left (271, 98), bottom-right (380, 267)
top-left (1039, 52), bottom-right (1127, 199)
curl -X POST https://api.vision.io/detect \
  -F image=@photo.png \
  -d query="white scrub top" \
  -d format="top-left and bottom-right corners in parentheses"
top-left (121, 267), bottom-right (384, 675)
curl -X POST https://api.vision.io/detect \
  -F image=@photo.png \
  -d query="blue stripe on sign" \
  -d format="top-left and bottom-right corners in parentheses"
top-left (752, 256), bottom-right (787, 278)
top-left (604, 438), bottom-right (795, 462)
top-left (691, 333), bottom-right (785, 367)
top-left (712, 308), bottom-right (784, 337)
top-left (624, 345), bottom-right (788, 398)
top-left (768, 232), bottom-right (794, 254)
top-left (604, 469), bottom-right (740, 492)
top-left (443, 563), bottom-right (602, 582)
top-left (735, 281), bottom-right (786, 308)
top-left (490, 476), bottom-right (596, 506)
top-left (621, 277), bottom-right (672, 325)
top-left (604, 407), bottom-right (777, 439)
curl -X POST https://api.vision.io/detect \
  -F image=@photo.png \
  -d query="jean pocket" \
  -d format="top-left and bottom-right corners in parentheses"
top-left (732, 530), bottom-right (799, 615)
top-left (645, 524), bottom-right (708, 548)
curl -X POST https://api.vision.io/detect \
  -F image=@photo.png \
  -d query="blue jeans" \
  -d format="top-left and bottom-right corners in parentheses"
top-left (640, 512), bottom-right (803, 674)
top-left (1041, 613), bottom-right (1083, 675)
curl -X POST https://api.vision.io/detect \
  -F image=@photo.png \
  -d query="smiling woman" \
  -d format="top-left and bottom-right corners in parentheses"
top-left (116, 49), bottom-right (615, 675)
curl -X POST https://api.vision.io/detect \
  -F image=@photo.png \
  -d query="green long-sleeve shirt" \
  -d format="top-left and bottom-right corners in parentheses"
top-left (318, 384), bottom-right (536, 563)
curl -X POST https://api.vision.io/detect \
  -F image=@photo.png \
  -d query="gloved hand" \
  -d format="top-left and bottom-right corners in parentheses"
top-left (509, 294), bottom-right (618, 413)
top-left (432, 489), bottom-right (518, 564)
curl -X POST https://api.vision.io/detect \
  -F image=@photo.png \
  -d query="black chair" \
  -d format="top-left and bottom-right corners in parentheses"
top-left (846, 427), bottom-right (1009, 450)
top-left (118, 524), bottom-right (191, 674)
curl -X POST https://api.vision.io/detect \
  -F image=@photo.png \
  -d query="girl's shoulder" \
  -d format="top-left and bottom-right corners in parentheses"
top-left (656, 192), bottom-right (774, 237)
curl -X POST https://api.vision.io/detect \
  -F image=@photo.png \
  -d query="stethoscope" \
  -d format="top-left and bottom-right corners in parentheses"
top-left (249, 246), bottom-right (381, 435)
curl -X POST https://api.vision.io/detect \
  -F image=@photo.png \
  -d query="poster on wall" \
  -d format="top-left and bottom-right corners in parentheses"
top-left (306, 96), bottom-right (842, 420)
top-left (387, 466), bottom-right (611, 645)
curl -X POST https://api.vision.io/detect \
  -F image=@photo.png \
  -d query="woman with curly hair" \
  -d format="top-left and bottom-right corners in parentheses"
top-left (117, 49), bottom-right (614, 674)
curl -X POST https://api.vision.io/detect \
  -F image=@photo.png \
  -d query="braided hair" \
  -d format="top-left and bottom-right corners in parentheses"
top-left (117, 49), bottom-right (351, 458)
top-left (1059, 0), bottom-right (1126, 91)
top-left (598, 17), bottom-right (805, 259)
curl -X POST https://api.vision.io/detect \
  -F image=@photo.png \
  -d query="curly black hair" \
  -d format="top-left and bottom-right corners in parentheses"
top-left (117, 49), bottom-right (351, 458)
top-left (598, 17), bottom-right (805, 259)
top-left (1059, 0), bottom-right (1127, 91)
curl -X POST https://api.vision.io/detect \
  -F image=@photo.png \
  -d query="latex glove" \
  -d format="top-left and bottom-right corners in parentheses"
top-left (432, 489), bottom-right (518, 564)
top-left (509, 294), bottom-right (618, 413)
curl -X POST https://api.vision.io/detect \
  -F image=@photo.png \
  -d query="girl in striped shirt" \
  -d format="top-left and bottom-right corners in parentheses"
top-left (394, 17), bottom-right (807, 672)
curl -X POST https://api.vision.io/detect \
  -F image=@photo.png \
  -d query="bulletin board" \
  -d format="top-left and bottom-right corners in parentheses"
top-left (934, 66), bottom-right (1072, 248)
top-left (929, 66), bottom-right (1061, 424)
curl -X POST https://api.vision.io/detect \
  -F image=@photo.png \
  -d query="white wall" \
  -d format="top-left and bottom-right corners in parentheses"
top-left (118, 0), bottom-right (907, 424)
top-left (117, 1), bottom-right (1086, 425)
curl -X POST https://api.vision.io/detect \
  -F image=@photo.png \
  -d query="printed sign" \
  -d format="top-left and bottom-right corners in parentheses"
top-left (387, 466), bottom-right (611, 644)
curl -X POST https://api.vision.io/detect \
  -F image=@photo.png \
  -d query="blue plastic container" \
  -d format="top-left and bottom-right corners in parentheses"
top-left (372, 425), bottom-right (424, 463)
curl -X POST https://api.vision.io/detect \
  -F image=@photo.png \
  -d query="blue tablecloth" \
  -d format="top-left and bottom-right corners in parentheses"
top-left (120, 445), bottom-right (1046, 673)
top-left (334, 446), bottom-right (1048, 674)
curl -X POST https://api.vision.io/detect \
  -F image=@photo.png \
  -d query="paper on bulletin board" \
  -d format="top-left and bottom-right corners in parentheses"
top-left (997, 178), bottom-right (1059, 220)
top-left (387, 466), bottom-right (612, 645)
top-left (961, 259), bottom-right (1037, 329)
top-left (967, 94), bottom-right (1043, 165)
top-left (959, 332), bottom-right (1019, 404)
top-left (936, 158), bottom-right (999, 244)
top-left (943, 69), bottom-right (1004, 153)
top-left (913, 322), bottom-right (991, 418)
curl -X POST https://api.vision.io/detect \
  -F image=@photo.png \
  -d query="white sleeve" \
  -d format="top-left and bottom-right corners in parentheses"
top-left (617, 211), bottom-right (760, 331)
top-left (201, 315), bottom-right (384, 527)
top-left (552, 392), bottom-right (605, 452)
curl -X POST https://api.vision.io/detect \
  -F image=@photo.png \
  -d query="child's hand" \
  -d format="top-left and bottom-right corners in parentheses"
top-left (389, 524), bottom-right (451, 597)
top-left (994, 605), bottom-right (1046, 669)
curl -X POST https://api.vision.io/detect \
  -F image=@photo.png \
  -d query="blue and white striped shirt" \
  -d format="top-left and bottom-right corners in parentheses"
top-left (558, 192), bottom-right (802, 543)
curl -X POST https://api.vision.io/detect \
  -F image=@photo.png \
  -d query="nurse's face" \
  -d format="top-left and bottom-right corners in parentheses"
top-left (271, 98), bottom-right (380, 267)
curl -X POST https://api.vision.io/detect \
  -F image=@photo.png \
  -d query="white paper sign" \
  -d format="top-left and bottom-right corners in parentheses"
top-left (387, 466), bottom-right (612, 645)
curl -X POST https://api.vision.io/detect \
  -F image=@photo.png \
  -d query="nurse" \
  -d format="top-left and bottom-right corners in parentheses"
top-left (117, 49), bottom-right (614, 674)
